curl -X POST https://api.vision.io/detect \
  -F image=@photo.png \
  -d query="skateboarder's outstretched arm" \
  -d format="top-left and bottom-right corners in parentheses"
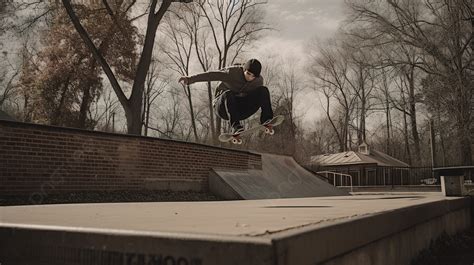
top-left (179, 69), bottom-right (230, 85)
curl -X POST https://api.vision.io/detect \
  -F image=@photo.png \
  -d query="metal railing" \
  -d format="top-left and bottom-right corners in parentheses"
top-left (317, 171), bottom-right (353, 192)
top-left (307, 166), bottom-right (438, 187)
top-left (307, 165), bottom-right (474, 192)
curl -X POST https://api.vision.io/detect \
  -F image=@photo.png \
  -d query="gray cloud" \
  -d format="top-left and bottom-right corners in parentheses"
top-left (264, 0), bottom-right (345, 40)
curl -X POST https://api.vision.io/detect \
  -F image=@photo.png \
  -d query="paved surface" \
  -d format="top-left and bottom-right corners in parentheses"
top-left (0, 193), bottom-right (453, 237)
top-left (211, 153), bottom-right (348, 199)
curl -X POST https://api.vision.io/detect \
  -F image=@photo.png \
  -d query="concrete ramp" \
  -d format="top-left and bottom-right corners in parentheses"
top-left (210, 153), bottom-right (348, 199)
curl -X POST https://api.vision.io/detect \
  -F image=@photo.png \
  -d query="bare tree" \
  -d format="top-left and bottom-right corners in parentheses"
top-left (0, 0), bottom-right (10, 36)
top-left (188, 6), bottom-right (216, 141)
top-left (347, 0), bottom-right (473, 164)
top-left (396, 63), bottom-right (422, 164)
top-left (375, 66), bottom-right (395, 156)
top-left (343, 43), bottom-right (378, 146)
top-left (92, 85), bottom-right (120, 132)
top-left (271, 57), bottom-right (303, 155)
top-left (161, 6), bottom-right (199, 141)
top-left (159, 89), bottom-right (186, 139)
top-left (344, 23), bottom-right (425, 164)
top-left (309, 38), bottom-right (358, 152)
top-left (143, 59), bottom-right (167, 136)
top-left (61, 0), bottom-right (193, 135)
top-left (195, 0), bottom-right (269, 134)
top-left (0, 1), bottom-right (19, 113)
top-left (0, 68), bottom-right (18, 108)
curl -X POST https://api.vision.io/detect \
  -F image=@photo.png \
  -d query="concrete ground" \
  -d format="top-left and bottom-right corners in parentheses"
top-left (0, 192), bottom-right (454, 237)
top-left (1, 192), bottom-right (471, 265)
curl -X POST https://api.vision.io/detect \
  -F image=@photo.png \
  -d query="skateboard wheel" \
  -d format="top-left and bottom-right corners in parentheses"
top-left (232, 138), bottom-right (239, 144)
top-left (238, 139), bottom-right (243, 145)
top-left (265, 128), bottom-right (275, 135)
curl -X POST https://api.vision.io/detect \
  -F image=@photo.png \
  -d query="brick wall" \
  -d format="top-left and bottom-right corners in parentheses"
top-left (0, 121), bottom-right (262, 197)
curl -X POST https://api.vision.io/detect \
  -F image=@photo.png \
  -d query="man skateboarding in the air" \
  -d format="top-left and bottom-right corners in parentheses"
top-left (179, 59), bottom-right (274, 135)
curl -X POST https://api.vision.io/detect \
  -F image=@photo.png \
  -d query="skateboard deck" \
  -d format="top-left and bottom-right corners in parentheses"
top-left (218, 115), bottom-right (284, 144)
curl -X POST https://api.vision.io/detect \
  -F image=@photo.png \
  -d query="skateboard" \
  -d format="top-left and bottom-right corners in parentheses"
top-left (218, 115), bottom-right (284, 144)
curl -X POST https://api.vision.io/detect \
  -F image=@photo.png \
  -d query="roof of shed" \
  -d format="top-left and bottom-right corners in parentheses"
top-left (310, 150), bottom-right (409, 167)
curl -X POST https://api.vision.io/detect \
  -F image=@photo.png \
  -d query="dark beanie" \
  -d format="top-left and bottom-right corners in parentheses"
top-left (243, 59), bottom-right (262, 77)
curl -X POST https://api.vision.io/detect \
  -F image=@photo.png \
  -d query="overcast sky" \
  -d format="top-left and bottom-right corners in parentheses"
top-left (251, 0), bottom-right (346, 56)
top-left (266, 0), bottom-right (346, 39)
top-left (0, 1), bottom-right (348, 130)
top-left (250, 0), bottom-right (347, 127)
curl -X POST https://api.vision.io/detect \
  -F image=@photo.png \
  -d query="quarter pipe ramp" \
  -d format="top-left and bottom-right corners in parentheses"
top-left (210, 153), bottom-right (349, 199)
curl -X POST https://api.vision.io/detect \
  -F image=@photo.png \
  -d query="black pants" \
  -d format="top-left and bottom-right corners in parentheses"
top-left (215, 86), bottom-right (273, 128)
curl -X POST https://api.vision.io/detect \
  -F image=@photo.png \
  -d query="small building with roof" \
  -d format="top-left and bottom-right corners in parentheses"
top-left (308, 143), bottom-right (434, 186)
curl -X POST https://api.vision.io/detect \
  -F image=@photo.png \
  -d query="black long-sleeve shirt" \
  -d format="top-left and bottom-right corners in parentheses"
top-left (188, 65), bottom-right (264, 97)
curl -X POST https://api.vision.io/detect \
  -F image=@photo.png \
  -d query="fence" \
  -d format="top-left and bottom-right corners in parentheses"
top-left (308, 166), bottom-right (437, 187)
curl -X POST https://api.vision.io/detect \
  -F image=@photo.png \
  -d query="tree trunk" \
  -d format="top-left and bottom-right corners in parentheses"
top-left (63, 0), bottom-right (174, 135)
top-left (125, 100), bottom-right (143, 135)
top-left (207, 82), bottom-right (216, 141)
top-left (438, 113), bottom-right (447, 166)
top-left (78, 85), bottom-right (91, 128)
top-left (429, 119), bottom-right (437, 168)
top-left (127, 17), bottom-right (161, 135)
top-left (62, 0), bottom-right (128, 108)
top-left (456, 71), bottom-right (473, 165)
top-left (359, 97), bottom-right (366, 145)
top-left (23, 96), bottom-right (31, 122)
top-left (458, 93), bottom-right (473, 165)
top-left (403, 109), bottom-right (412, 166)
top-left (53, 77), bottom-right (71, 126)
top-left (407, 68), bottom-right (421, 165)
top-left (343, 110), bottom-right (350, 151)
top-left (385, 96), bottom-right (391, 155)
top-left (142, 94), bottom-right (149, 136)
top-left (459, 123), bottom-right (472, 165)
top-left (78, 61), bottom-right (97, 129)
top-left (186, 85), bottom-right (199, 141)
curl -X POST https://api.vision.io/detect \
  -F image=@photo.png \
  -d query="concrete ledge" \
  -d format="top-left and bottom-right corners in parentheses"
top-left (271, 197), bottom-right (470, 264)
top-left (0, 224), bottom-right (273, 265)
top-left (323, 208), bottom-right (470, 265)
top-left (0, 195), bottom-right (470, 265)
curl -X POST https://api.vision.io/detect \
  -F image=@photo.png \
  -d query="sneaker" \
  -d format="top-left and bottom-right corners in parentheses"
top-left (261, 118), bottom-right (273, 127)
top-left (232, 124), bottom-right (244, 135)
